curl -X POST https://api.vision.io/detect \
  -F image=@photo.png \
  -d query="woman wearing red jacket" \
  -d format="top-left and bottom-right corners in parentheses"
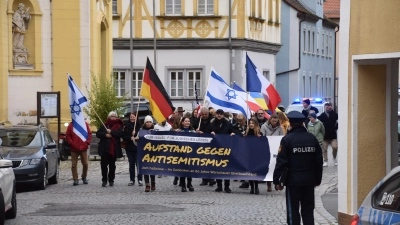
top-left (66, 121), bottom-right (92, 186)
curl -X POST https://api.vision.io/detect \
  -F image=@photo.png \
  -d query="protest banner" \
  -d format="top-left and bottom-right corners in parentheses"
top-left (137, 130), bottom-right (271, 180)
top-left (263, 136), bottom-right (283, 181)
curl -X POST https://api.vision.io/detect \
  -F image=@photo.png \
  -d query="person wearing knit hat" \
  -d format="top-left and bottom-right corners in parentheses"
top-left (136, 115), bottom-right (156, 192)
top-left (301, 99), bottom-right (319, 124)
top-left (144, 115), bottom-right (153, 124)
top-left (307, 112), bottom-right (325, 165)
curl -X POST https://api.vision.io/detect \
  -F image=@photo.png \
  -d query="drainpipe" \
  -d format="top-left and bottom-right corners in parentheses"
top-left (333, 24), bottom-right (340, 111)
top-left (276, 13), bottom-right (306, 75)
top-left (229, 0), bottom-right (233, 83)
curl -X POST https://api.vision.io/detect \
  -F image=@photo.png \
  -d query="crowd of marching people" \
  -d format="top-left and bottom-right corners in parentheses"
top-left (74, 98), bottom-right (337, 196)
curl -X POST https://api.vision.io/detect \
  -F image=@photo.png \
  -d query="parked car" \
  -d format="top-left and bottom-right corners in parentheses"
top-left (0, 124), bottom-right (60, 190)
top-left (0, 157), bottom-right (17, 223)
top-left (120, 102), bottom-right (157, 124)
top-left (351, 166), bottom-right (400, 225)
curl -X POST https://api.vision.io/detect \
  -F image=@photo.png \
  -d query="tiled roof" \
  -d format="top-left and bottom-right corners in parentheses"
top-left (324, 0), bottom-right (340, 19)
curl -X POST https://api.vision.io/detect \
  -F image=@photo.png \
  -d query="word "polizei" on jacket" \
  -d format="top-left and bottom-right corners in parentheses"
top-left (292, 147), bottom-right (316, 153)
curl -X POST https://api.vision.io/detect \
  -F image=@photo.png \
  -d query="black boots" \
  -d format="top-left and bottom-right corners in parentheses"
top-left (173, 177), bottom-right (179, 185)
top-left (249, 181), bottom-right (259, 194)
top-left (239, 181), bottom-right (249, 189)
top-left (215, 186), bottom-right (223, 192)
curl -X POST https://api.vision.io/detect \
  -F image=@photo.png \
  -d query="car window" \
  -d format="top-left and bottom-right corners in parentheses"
top-left (0, 130), bottom-right (42, 147)
top-left (373, 174), bottom-right (400, 212)
top-left (44, 130), bottom-right (54, 143)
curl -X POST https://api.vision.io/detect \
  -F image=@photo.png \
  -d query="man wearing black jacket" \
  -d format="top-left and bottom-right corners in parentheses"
top-left (210, 109), bottom-right (234, 193)
top-left (194, 107), bottom-right (216, 186)
top-left (317, 102), bottom-right (338, 166)
top-left (273, 111), bottom-right (323, 225)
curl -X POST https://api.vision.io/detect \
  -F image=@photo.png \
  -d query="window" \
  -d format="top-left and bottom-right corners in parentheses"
top-left (198, 0), bottom-right (214, 15)
top-left (275, 0), bottom-right (279, 22)
top-left (250, 0), bottom-right (256, 17)
top-left (188, 71), bottom-right (201, 97)
top-left (309, 73), bottom-right (312, 97)
top-left (132, 71), bottom-right (143, 97)
top-left (316, 29), bottom-right (320, 55)
top-left (326, 33), bottom-right (329, 58)
top-left (330, 33), bottom-right (333, 57)
top-left (303, 27), bottom-right (307, 53)
top-left (372, 174), bottom-right (400, 212)
top-left (308, 29), bottom-right (311, 53)
top-left (112, 0), bottom-right (118, 15)
top-left (263, 71), bottom-right (270, 81)
top-left (113, 71), bottom-right (126, 97)
top-left (325, 76), bottom-right (328, 96)
top-left (169, 69), bottom-right (202, 98)
top-left (258, 0), bottom-right (262, 18)
top-left (166, 0), bottom-right (182, 15)
top-left (321, 31), bottom-right (325, 56)
top-left (312, 30), bottom-right (315, 54)
top-left (302, 72), bottom-right (306, 97)
top-left (316, 73), bottom-right (320, 96)
top-left (321, 73), bottom-right (324, 96)
top-left (170, 71), bottom-right (184, 97)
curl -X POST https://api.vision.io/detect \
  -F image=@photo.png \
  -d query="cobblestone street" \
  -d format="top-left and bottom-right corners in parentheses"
top-left (5, 154), bottom-right (338, 225)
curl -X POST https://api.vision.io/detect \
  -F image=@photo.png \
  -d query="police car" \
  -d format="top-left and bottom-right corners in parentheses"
top-left (351, 166), bottom-right (400, 224)
top-left (285, 98), bottom-right (329, 116)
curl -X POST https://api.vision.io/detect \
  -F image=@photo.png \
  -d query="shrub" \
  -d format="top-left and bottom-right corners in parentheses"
top-left (84, 72), bottom-right (127, 128)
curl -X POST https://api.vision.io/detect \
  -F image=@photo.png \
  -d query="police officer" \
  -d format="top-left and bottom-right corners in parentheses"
top-left (273, 111), bottom-right (323, 225)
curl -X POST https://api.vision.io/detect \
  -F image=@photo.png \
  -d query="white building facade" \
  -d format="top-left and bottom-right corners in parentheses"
top-left (112, 0), bottom-right (282, 112)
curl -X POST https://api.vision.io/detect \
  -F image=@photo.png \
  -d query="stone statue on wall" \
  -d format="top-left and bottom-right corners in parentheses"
top-left (12, 3), bottom-right (30, 51)
top-left (12, 3), bottom-right (33, 69)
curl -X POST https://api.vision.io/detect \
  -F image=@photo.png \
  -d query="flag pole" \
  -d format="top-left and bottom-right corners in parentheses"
top-left (133, 58), bottom-right (149, 137)
top-left (197, 67), bottom-right (213, 130)
top-left (83, 83), bottom-right (106, 128)
top-left (246, 91), bottom-right (249, 127)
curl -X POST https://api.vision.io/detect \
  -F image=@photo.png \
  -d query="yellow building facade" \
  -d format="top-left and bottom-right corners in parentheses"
top-left (338, 0), bottom-right (400, 224)
top-left (0, 0), bottom-right (113, 134)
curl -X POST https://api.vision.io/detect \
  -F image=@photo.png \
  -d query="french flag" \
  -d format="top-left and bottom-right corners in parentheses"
top-left (246, 53), bottom-right (282, 114)
top-left (232, 82), bottom-right (270, 119)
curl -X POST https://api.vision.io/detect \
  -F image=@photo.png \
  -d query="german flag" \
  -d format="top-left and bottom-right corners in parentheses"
top-left (140, 58), bottom-right (174, 123)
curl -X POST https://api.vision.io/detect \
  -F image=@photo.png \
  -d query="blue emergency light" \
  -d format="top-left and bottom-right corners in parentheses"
top-left (314, 98), bottom-right (323, 103)
top-left (293, 98), bottom-right (301, 103)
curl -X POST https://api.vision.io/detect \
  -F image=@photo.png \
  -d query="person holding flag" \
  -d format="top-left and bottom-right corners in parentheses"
top-left (66, 74), bottom-right (92, 186)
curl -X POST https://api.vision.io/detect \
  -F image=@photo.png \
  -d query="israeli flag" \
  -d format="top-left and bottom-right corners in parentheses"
top-left (68, 74), bottom-right (89, 142)
top-left (205, 69), bottom-right (251, 119)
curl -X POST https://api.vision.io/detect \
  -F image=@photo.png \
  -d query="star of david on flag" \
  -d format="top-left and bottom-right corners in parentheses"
top-left (205, 68), bottom-right (251, 119)
top-left (68, 74), bottom-right (89, 142)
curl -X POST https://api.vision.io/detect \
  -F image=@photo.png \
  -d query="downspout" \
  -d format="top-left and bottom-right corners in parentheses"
top-left (229, 0), bottom-right (233, 83)
top-left (333, 24), bottom-right (339, 110)
top-left (276, 13), bottom-right (306, 75)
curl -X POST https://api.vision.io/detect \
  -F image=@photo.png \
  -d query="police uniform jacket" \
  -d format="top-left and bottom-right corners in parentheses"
top-left (209, 118), bottom-right (234, 134)
top-left (273, 126), bottom-right (323, 186)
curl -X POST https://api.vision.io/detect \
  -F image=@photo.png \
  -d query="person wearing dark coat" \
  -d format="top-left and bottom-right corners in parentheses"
top-left (210, 109), bottom-right (234, 193)
top-left (122, 113), bottom-right (142, 186)
top-left (317, 102), bottom-right (338, 166)
top-left (242, 119), bottom-right (263, 194)
top-left (135, 115), bottom-right (156, 192)
top-left (96, 111), bottom-right (124, 187)
top-left (301, 99), bottom-right (319, 124)
top-left (194, 107), bottom-right (216, 186)
top-left (273, 111), bottom-right (323, 225)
